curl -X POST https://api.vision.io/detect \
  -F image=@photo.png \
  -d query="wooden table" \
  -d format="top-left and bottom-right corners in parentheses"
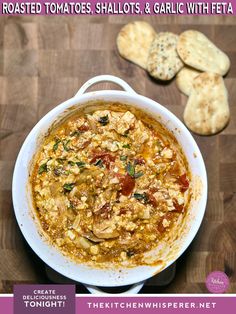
top-left (0, 15), bottom-right (235, 294)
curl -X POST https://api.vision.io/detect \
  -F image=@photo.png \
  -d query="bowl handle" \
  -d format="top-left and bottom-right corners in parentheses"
top-left (84, 281), bottom-right (145, 295)
top-left (74, 75), bottom-right (137, 97)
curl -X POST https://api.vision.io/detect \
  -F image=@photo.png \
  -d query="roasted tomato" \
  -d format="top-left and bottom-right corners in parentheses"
top-left (178, 173), bottom-right (189, 192)
top-left (147, 193), bottom-right (158, 207)
top-left (120, 174), bottom-right (135, 196)
top-left (146, 188), bottom-right (159, 207)
top-left (78, 124), bottom-right (89, 132)
top-left (90, 152), bottom-right (116, 169)
top-left (173, 200), bottom-right (184, 212)
top-left (157, 213), bottom-right (173, 233)
top-left (81, 140), bottom-right (91, 149)
top-left (119, 208), bottom-right (129, 215)
top-left (94, 203), bottom-right (111, 219)
top-left (134, 157), bottom-right (145, 165)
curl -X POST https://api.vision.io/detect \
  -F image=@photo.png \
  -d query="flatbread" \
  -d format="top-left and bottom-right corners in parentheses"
top-left (184, 72), bottom-right (230, 135)
top-left (176, 67), bottom-right (201, 96)
top-left (116, 21), bottom-right (156, 69)
top-left (147, 32), bottom-right (184, 81)
top-left (177, 30), bottom-right (230, 76)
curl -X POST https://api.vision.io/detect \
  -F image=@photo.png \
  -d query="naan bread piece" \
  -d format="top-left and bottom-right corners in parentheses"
top-left (147, 32), bottom-right (184, 80)
top-left (176, 67), bottom-right (201, 96)
top-left (184, 72), bottom-right (230, 135)
top-left (116, 21), bottom-right (156, 69)
top-left (177, 30), bottom-right (230, 76)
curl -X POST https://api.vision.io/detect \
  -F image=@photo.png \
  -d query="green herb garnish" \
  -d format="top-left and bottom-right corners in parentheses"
top-left (94, 159), bottom-right (103, 167)
top-left (76, 161), bottom-right (86, 168)
top-left (70, 131), bottom-right (81, 137)
top-left (127, 250), bottom-right (135, 257)
top-left (63, 183), bottom-right (75, 192)
top-left (53, 139), bottom-right (61, 151)
top-left (156, 140), bottom-right (162, 152)
top-left (69, 201), bottom-right (75, 209)
top-left (133, 193), bottom-right (145, 200)
top-left (38, 163), bottom-right (48, 174)
top-left (120, 155), bottom-right (127, 161)
top-left (126, 162), bottom-right (135, 177)
top-left (56, 158), bottom-right (66, 164)
top-left (54, 168), bottom-right (61, 176)
top-left (134, 171), bottom-right (144, 179)
top-left (123, 144), bottom-right (130, 149)
top-left (68, 161), bottom-right (75, 166)
top-left (62, 139), bottom-right (71, 151)
top-left (98, 115), bottom-right (109, 126)
top-left (126, 161), bottom-right (144, 179)
top-left (133, 193), bottom-right (148, 203)
top-left (123, 130), bottom-right (129, 137)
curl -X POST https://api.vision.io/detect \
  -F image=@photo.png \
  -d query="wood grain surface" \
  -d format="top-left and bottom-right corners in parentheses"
top-left (0, 15), bottom-right (235, 294)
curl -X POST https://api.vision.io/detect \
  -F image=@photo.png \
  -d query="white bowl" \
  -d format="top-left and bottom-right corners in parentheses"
top-left (12, 75), bottom-right (207, 293)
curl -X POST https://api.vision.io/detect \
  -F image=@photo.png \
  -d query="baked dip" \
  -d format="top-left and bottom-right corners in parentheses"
top-left (31, 103), bottom-right (191, 265)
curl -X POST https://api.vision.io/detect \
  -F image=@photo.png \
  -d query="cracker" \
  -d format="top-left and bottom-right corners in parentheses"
top-left (116, 21), bottom-right (156, 69)
top-left (184, 72), bottom-right (230, 135)
top-left (177, 30), bottom-right (230, 76)
top-left (176, 67), bottom-right (201, 96)
top-left (147, 32), bottom-right (184, 81)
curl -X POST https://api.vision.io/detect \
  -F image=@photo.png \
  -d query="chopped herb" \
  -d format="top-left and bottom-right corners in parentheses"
top-left (63, 183), bottom-right (75, 192)
top-left (62, 139), bottom-right (71, 151)
top-left (53, 139), bottom-right (61, 151)
top-left (126, 160), bottom-right (144, 179)
top-left (133, 193), bottom-right (144, 200)
top-left (123, 144), bottom-right (131, 149)
top-left (126, 162), bottom-right (135, 177)
top-left (133, 192), bottom-right (148, 203)
top-left (70, 131), bottom-right (81, 137)
top-left (134, 171), bottom-right (144, 179)
top-left (68, 161), bottom-right (75, 166)
top-left (53, 166), bottom-right (70, 176)
top-left (76, 161), bottom-right (86, 168)
top-left (123, 130), bottom-right (129, 137)
top-left (127, 250), bottom-right (135, 257)
top-left (69, 201), bottom-right (75, 209)
top-left (54, 168), bottom-right (61, 176)
top-left (38, 163), bottom-right (48, 174)
top-left (94, 159), bottom-right (103, 167)
top-left (98, 115), bottom-right (109, 126)
top-left (56, 158), bottom-right (66, 164)
top-left (120, 155), bottom-right (127, 161)
top-left (156, 140), bottom-right (162, 152)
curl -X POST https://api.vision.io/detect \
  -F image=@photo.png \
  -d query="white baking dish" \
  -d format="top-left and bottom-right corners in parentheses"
top-left (12, 75), bottom-right (207, 294)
